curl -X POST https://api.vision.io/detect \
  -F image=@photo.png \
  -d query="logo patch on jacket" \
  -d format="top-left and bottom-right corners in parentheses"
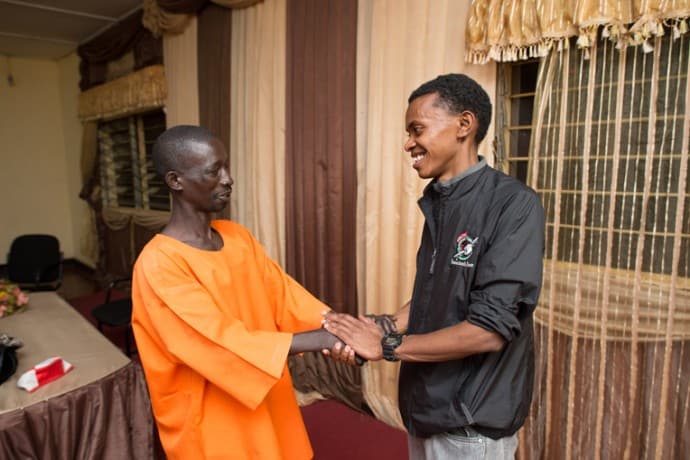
top-left (451, 232), bottom-right (479, 267)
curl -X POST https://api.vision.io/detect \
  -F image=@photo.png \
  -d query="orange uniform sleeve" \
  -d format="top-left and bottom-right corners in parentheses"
top-left (242, 228), bottom-right (330, 332)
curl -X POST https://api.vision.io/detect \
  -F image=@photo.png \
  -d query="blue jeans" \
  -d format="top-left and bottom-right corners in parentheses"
top-left (407, 427), bottom-right (518, 460)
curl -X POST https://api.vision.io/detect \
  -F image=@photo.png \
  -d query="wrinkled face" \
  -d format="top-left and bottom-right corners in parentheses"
top-left (404, 92), bottom-right (463, 182)
top-left (178, 138), bottom-right (233, 213)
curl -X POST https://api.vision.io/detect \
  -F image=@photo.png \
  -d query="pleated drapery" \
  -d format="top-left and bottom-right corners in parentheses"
top-left (197, 4), bottom-right (233, 220)
top-left (285, 0), bottom-right (358, 317)
top-left (355, 0), bottom-right (497, 429)
top-left (143, 0), bottom-right (262, 37)
top-left (197, 4), bottom-right (232, 154)
top-left (466, 0), bottom-right (690, 63)
top-left (77, 9), bottom-right (162, 90)
top-left (284, 0), bottom-right (362, 411)
top-left (523, 31), bottom-right (690, 459)
top-left (229, 0), bottom-right (286, 265)
top-left (79, 122), bottom-right (100, 265)
top-left (162, 18), bottom-right (200, 127)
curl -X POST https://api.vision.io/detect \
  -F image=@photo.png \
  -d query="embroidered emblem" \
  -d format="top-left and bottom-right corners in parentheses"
top-left (451, 232), bottom-right (479, 267)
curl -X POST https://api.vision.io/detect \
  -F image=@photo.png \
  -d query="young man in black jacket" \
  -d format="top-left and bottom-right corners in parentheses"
top-left (324, 73), bottom-right (544, 459)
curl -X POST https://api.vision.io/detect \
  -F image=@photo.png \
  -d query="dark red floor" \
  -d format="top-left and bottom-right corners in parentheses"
top-left (302, 399), bottom-right (408, 459)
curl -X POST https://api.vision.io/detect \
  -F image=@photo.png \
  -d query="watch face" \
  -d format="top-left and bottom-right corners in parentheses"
top-left (383, 334), bottom-right (402, 346)
top-left (382, 333), bottom-right (402, 362)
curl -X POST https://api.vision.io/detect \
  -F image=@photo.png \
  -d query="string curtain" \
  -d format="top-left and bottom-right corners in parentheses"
top-left (466, 0), bottom-right (690, 63)
top-left (523, 30), bottom-right (690, 459)
top-left (142, 0), bottom-right (262, 36)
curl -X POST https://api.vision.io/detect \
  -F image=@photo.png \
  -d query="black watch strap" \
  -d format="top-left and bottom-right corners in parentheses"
top-left (381, 333), bottom-right (403, 362)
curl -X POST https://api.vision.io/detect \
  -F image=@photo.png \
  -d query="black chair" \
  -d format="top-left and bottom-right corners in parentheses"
top-left (7, 234), bottom-right (63, 291)
top-left (91, 279), bottom-right (134, 356)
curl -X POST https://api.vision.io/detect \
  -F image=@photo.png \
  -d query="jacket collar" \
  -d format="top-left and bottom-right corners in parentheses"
top-left (423, 156), bottom-right (488, 200)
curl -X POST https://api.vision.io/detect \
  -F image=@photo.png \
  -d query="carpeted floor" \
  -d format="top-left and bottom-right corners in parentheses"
top-left (302, 399), bottom-right (409, 459)
top-left (66, 291), bottom-right (409, 459)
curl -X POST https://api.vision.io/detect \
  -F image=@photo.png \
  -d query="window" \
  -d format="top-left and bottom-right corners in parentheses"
top-left (528, 32), bottom-right (690, 278)
top-left (496, 59), bottom-right (540, 183)
top-left (98, 109), bottom-right (168, 211)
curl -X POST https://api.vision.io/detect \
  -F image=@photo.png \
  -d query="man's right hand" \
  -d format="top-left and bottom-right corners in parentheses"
top-left (322, 340), bottom-right (357, 365)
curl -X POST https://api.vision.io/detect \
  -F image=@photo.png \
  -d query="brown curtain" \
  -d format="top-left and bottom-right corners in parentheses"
top-left (197, 4), bottom-right (232, 219)
top-left (285, 0), bottom-right (358, 316)
top-left (197, 4), bottom-right (232, 149)
top-left (285, 0), bottom-right (361, 411)
top-left (157, 0), bottom-right (208, 13)
top-left (77, 10), bottom-right (162, 90)
top-left (156, 0), bottom-right (257, 11)
top-left (197, 3), bottom-right (232, 213)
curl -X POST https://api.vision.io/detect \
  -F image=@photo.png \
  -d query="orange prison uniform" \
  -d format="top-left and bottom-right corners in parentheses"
top-left (132, 220), bottom-right (326, 460)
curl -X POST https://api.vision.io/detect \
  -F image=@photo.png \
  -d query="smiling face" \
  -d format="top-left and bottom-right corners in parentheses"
top-left (404, 92), bottom-right (467, 182)
top-left (175, 138), bottom-right (233, 213)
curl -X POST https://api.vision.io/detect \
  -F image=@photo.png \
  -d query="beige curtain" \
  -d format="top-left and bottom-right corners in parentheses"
top-left (466, 0), bottom-right (690, 63)
top-left (524, 31), bottom-right (690, 459)
top-left (79, 122), bottom-right (100, 265)
top-left (356, 0), bottom-right (497, 429)
top-left (229, 0), bottom-right (286, 265)
top-left (163, 18), bottom-right (200, 127)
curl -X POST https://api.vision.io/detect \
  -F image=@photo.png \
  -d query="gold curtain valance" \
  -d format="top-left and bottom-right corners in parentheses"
top-left (142, 0), bottom-right (192, 37)
top-left (78, 65), bottom-right (167, 122)
top-left (466, 0), bottom-right (690, 63)
top-left (143, 0), bottom-right (263, 37)
top-left (102, 206), bottom-right (170, 231)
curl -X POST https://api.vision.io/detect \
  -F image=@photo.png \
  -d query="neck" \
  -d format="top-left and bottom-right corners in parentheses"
top-left (162, 201), bottom-right (219, 249)
top-left (440, 143), bottom-right (480, 182)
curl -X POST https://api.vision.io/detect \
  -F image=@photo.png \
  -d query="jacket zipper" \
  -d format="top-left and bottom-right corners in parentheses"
top-left (429, 196), bottom-right (445, 275)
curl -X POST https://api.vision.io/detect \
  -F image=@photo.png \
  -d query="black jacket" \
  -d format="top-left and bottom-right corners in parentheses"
top-left (399, 161), bottom-right (544, 439)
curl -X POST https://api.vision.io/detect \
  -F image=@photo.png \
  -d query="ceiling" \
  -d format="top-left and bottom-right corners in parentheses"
top-left (0, 0), bottom-right (142, 60)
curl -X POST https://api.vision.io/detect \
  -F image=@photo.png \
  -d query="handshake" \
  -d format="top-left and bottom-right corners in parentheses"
top-left (320, 312), bottom-right (399, 365)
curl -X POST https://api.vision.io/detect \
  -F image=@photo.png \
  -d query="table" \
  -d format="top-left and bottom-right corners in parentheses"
top-left (0, 292), bottom-right (157, 459)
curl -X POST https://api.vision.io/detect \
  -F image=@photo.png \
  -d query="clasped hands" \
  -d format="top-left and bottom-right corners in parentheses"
top-left (320, 312), bottom-right (397, 364)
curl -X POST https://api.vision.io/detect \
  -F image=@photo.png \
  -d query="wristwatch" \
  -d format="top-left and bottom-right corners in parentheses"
top-left (381, 333), bottom-right (403, 362)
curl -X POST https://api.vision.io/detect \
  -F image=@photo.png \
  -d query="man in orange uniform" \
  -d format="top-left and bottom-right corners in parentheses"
top-left (131, 125), bottom-right (351, 459)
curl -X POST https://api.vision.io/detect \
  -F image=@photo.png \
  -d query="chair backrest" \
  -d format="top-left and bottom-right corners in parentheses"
top-left (7, 234), bottom-right (62, 289)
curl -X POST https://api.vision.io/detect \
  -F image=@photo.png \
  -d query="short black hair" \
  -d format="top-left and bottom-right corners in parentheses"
top-left (151, 125), bottom-right (216, 178)
top-left (408, 73), bottom-right (492, 144)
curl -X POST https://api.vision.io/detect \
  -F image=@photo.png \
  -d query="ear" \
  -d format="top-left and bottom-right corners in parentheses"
top-left (165, 171), bottom-right (183, 191)
top-left (456, 110), bottom-right (477, 140)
